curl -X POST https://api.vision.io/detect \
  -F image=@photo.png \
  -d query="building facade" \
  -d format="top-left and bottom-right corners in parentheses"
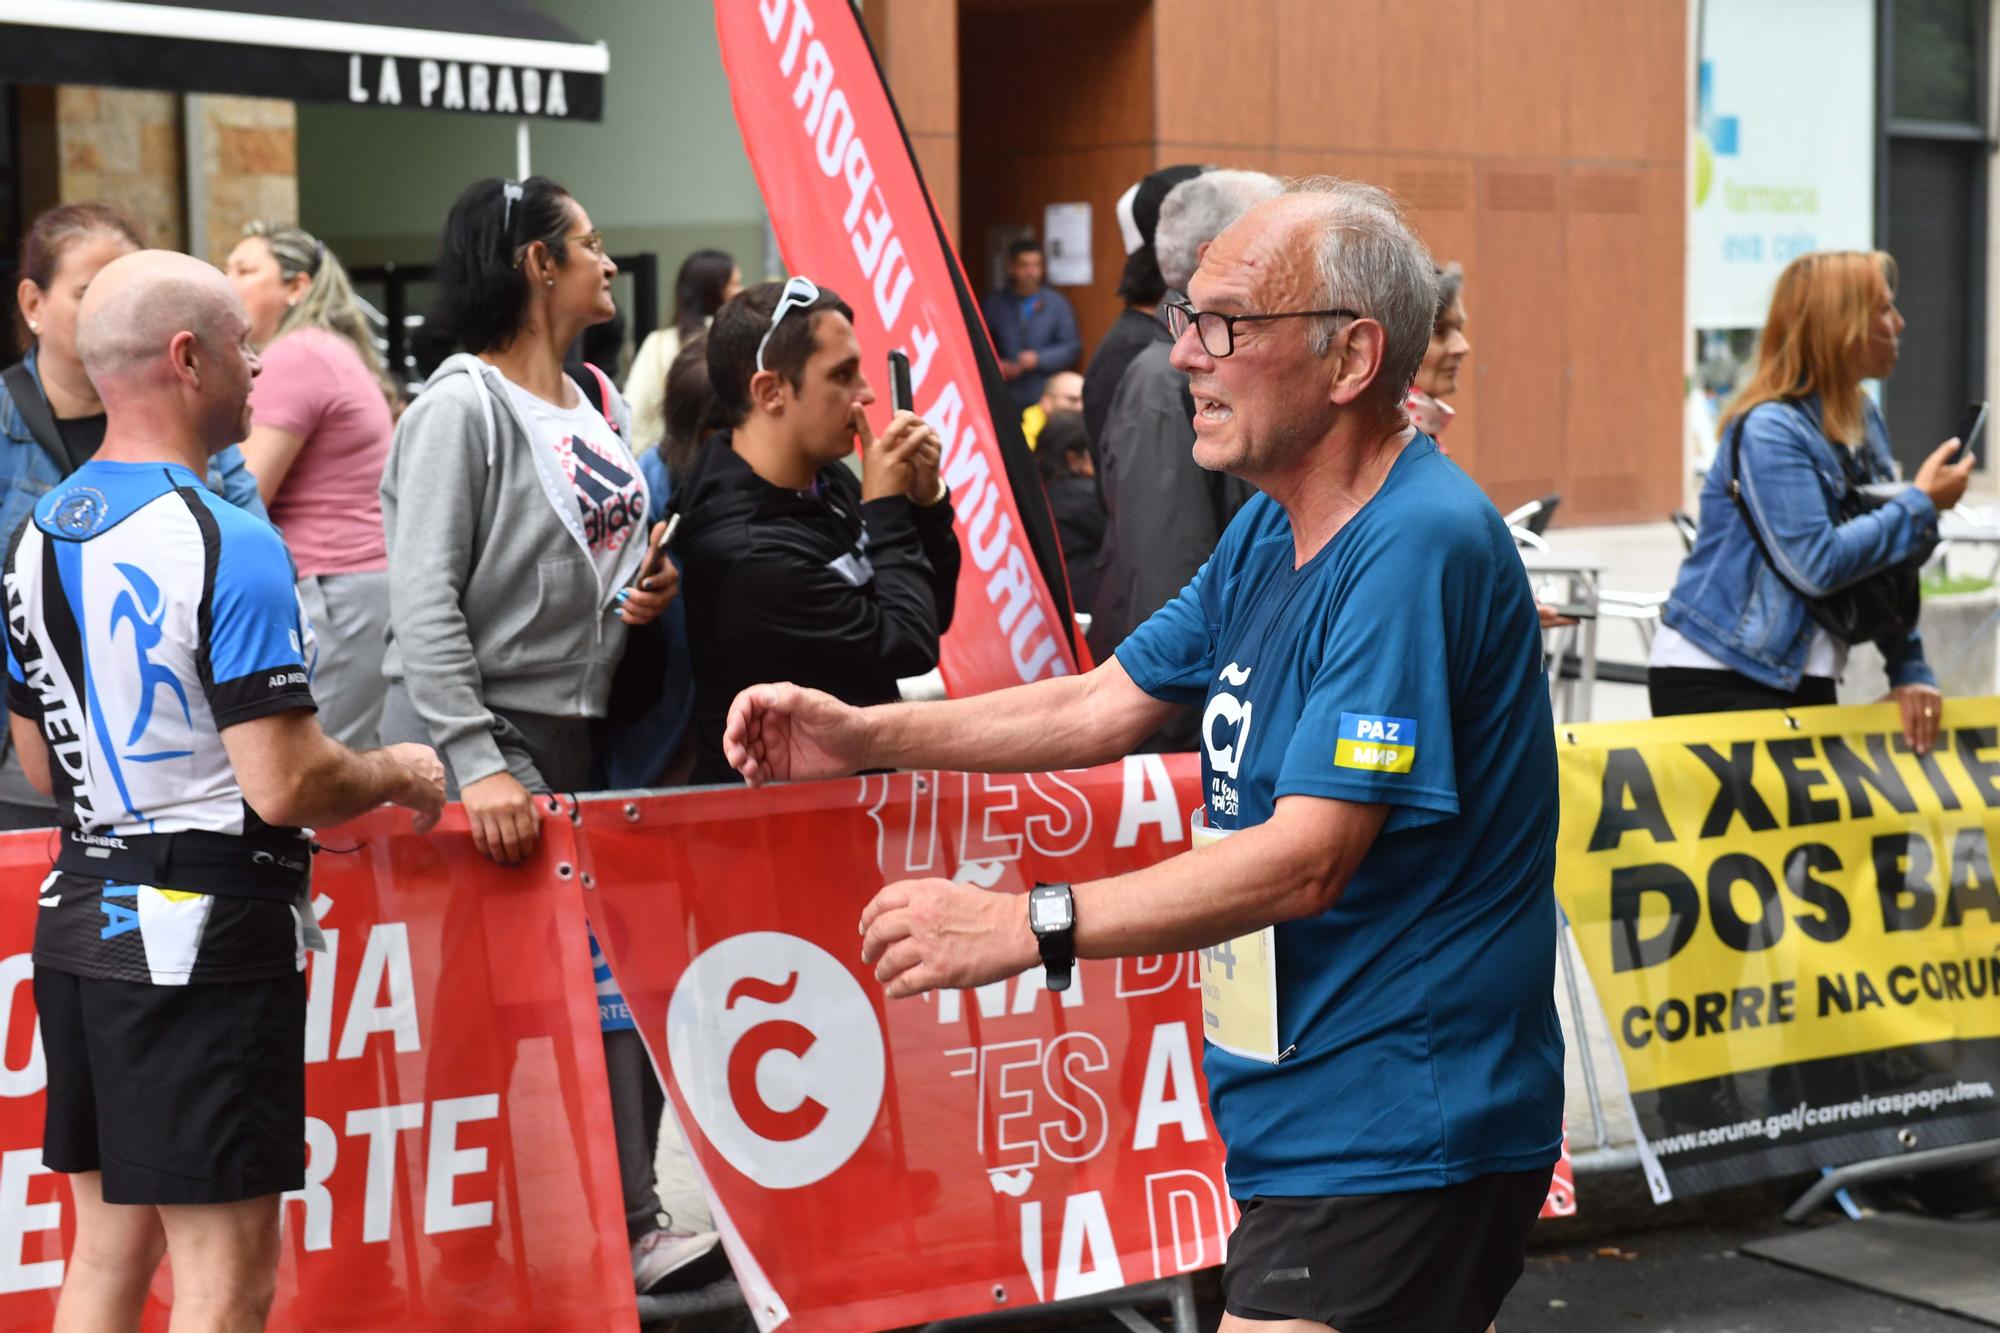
top-left (6, 1), bottom-right (1997, 527)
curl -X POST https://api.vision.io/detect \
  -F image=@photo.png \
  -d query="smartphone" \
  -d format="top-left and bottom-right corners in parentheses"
top-left (636, 513), bottom-right (679, 586)
top-left (888, 349), bottom-right (914, 413)
top-left (1547, 602), bottom-right (1598, 621)
top-left (1954, 401), bottom-right (1989, 463)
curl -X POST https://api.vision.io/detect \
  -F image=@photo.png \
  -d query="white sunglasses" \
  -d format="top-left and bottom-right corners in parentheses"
top-left (755, 275), bottom-right (821, 373)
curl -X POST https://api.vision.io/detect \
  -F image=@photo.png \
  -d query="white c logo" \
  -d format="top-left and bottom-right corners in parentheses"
top-left (666, 932), bottom-right (885, 1189)
top-left (1203, 662), bottom-right (1254, 779)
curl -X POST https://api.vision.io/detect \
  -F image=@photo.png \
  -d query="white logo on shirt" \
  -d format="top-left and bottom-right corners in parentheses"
top-left (1204, 662), bottom-right (1254, 817)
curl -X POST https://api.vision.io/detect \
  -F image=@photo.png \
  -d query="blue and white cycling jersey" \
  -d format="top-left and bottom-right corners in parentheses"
top-left (5, 460), bottom-right (318, 984)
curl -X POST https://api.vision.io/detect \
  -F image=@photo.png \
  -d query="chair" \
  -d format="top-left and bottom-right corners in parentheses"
top-left (1502, 492), bottom-right (1563, 538)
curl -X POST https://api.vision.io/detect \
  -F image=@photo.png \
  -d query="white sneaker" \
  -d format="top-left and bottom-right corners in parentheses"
top-left (632, 1223), bottom-right (724, 1294)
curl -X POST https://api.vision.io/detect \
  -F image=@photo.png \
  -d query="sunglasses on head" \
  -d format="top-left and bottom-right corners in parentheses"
top-left (756, 275), bottom-right (821, 373)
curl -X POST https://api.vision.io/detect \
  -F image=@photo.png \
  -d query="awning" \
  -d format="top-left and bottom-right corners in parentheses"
top-left (0, 0), bottom-right (607, 121)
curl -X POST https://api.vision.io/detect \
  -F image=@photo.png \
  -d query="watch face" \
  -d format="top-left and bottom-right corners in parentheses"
top-left (1030, 890), bottom-right (1073, 932)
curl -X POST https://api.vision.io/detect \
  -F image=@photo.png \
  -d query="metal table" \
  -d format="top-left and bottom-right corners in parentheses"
top-left (1523, 550), bottom-right (1604, 723)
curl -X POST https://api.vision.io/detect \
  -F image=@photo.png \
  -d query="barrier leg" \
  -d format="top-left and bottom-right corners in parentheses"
top-left (1169, 1272), bottom-right (1199, 1330)
top-left (918, 1274), bottom-right (1204, 1333)
top-left (1782, 1138), bottom-right (2000, 1223)
top-left (1555, 920), bottom-right (1609, 1150)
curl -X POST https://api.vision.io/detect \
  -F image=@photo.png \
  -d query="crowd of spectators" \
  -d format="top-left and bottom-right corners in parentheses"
top-left (15, 152), bottom-right (1966, 1313)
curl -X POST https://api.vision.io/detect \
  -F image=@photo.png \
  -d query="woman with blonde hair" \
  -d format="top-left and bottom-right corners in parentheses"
top-left (1650, 250), bottom-right (1974, 751)
top-left (227, 220), bottom-right (398, 747)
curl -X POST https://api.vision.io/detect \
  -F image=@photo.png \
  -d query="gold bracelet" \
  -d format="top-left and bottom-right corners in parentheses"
top-left (917, 478), bottom-right (950, 508)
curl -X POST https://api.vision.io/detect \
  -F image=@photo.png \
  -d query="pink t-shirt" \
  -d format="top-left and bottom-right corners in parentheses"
top-left (247, 326), bottom-right (392, 576)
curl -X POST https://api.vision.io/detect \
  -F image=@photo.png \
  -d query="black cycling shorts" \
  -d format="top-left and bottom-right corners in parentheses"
top-left (36, 966), bottom-right (306, 1205)
top-left (1222, 1168), bottom-right (1550, 1332)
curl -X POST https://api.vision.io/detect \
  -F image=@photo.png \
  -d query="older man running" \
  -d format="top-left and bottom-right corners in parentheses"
top-left (6, 250), bottom-right (443, 1332)
top-left (724, 180), bottom-right (1563, 1333)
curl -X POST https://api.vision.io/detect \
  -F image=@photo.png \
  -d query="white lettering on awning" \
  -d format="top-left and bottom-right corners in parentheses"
top-left (342, 56), bottom-right (574, 118)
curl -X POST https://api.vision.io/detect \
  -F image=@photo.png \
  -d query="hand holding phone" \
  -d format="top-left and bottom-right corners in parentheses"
top-left (636, 513), bottom-right (680, 589)
top-left (609, 515), bottom-right (681, 622)
top-left (1953, 401), bottom-right (1989, 464)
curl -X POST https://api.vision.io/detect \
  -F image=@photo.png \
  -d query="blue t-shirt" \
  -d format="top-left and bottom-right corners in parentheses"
top-left (1116, 436), bottom-right (1564, 1197)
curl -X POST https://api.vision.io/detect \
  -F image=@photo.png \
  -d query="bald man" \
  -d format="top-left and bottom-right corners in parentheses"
top-left (5, 250), bottom-right (443, 1332)
top-left (1020, 370), bottom-right (1083, 451)
top-left (722, 182), bottom-right (1562, 1333)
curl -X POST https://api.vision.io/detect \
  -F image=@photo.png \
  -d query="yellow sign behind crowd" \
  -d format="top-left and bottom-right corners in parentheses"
top-left (1556, 701), bottom-right (2000, 1099)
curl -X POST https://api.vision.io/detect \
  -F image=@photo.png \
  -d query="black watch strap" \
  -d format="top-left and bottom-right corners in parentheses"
top-left (1038, 930), bottom-right (1074, 992)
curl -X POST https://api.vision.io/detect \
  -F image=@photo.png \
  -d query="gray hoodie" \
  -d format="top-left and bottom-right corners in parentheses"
top-left (380, 354), bottom-right (647, 786)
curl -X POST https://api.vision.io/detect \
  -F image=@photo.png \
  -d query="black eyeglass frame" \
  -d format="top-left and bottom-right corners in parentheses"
top-left (1162, 298), bottom-right (1362, 358)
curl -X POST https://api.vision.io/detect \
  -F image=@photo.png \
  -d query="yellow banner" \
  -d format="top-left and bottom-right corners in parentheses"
top-left (1556, 699), bottom-right (2000, 1096)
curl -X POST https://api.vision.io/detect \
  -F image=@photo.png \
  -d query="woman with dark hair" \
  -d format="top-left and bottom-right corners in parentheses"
top-left (624, 248), bottom-right (741, 447)
top-left (1035, 409), bottom-right (1105, 614)
top-left (0, 203), bottom-right (266, 829)
top-left (227, 219), bottom-right (397, 747)
top-left (1651, 250), bottom-right (1973, 748)
top-left (376, 175), bottom-right (717, 1295)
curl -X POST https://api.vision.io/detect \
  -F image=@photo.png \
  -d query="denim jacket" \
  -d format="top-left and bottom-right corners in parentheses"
top-left (0, 349), bottom-right (267, 549)
top-left (1662, 394), bottom-right (1937, 692)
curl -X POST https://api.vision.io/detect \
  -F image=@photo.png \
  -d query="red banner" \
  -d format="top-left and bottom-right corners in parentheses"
top-left (584, 757), bottom-right (1233, 1333)
top-left (0, 809), bottom-right (635, 1331)
top-left (0, 776), bottom-right (1573, 1331)
top-left (716, 0), bottom-right (1080, 694)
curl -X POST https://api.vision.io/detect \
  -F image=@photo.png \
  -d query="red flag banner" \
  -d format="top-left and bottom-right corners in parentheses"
top-left (0, 810), bottom-right (635, 1331)
top-left (583, 757), bottom-right (1231, 1333)
top-left (715, 0), bottom-right (1080, 694)
top-left (0, 783), bottom-right (1572, 1330)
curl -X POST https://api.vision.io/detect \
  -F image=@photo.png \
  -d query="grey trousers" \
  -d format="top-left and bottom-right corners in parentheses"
top-left (378, 681), bottom-right (665, 1239)
top-left (298, 571), bottom-right (390, 751)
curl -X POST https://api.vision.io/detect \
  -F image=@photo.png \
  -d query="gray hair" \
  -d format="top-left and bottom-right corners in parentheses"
top-left (1154, 169), bottom-right (1284, 290)
top-left (1432, 262), bottom-right (1464, 330)
top-left (1286, 177), bottom-right (1439, 402)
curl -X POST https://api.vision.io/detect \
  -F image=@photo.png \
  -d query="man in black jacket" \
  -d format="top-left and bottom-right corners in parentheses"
top-left (677, 278), bottom-right (958, 783)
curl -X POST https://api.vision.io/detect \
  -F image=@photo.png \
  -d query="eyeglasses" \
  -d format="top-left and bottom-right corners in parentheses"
top-left (568, 231), bottom-right (607, 258)
top-left (756, 275), bottom-right (821, 373)
top-left (1162, 298), bottom-right (1361, 358)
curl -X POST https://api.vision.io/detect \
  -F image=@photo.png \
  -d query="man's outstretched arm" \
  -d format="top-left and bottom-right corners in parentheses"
top-left (859, 793), bottom-right (1391, 997)
top-left (724, 657), bottom-right (1177, 785)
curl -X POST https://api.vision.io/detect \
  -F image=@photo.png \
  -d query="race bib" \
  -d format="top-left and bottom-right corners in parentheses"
top-left (1192, 813), bottom-right (1282, 1064)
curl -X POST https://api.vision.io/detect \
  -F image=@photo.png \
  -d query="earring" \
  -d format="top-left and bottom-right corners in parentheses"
top-left (27, 322), bottom-right (38, 334)
top-left (544, 277), bottom-right (555, 288)
top-left (287, 297), bottom-right (298, 307)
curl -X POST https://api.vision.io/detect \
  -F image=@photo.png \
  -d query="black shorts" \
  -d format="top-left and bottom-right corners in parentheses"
top-left (36, 966), bottom-right (307, 1205)
top-left (1222, 1169), bottom-right (1550, 1333)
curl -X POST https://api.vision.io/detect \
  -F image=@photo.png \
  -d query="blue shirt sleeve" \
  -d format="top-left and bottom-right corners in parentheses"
top-left (201, 507), bottom-right (315, 727)
top-left (1114, 559), bottom-right (1215, 704)
top-left (1275, 518), bottom-right (1472, 832)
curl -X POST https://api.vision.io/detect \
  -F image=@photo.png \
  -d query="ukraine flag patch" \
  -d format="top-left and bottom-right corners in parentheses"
top-left (1334, 712), bottom-right (1417, 773)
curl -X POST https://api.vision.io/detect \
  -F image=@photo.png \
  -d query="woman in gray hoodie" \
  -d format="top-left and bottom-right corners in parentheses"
top-left (380, 176), bottom-right (671, 849)
top-left (378, 178), bottom-right (717, 1294)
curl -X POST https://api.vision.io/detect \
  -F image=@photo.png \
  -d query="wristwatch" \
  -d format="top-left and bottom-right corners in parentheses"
top-left (1028, 883), bottom-right (1075, 992)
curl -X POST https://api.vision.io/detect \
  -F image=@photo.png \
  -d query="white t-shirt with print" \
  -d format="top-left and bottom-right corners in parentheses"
top-left (502, 377), bottom-right (649, 600)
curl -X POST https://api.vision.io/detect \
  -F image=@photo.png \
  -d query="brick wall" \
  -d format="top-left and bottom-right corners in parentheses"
top-left (51, 87), bottom-right (183, 251)
top-left (26, 88), bottom-right (300, 267)
top-left (197, 95), bottom-right (298, 267)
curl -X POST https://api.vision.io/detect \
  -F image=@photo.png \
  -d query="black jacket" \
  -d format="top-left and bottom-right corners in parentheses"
top-left (1044, 474), bottom-right (1105, 615)
top-left (1081, 307), bottom-right (1171, 453)
top-left (675, 433), bottom-right (960, 783)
